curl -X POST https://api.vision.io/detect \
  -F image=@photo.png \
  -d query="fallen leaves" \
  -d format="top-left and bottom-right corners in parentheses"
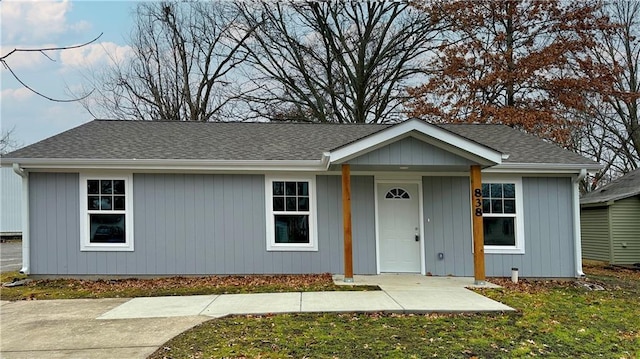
top-left (1, 273), bottom-right (377, 301)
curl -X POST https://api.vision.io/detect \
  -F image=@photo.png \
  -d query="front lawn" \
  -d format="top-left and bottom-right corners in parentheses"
top-left (149, 262), bottom-right (640, 358)
top-left (0, 272), bottom-right (377, 300)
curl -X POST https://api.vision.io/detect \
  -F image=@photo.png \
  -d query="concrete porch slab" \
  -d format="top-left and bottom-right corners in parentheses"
top-left (300, 291), bottom-right (402, 312)
top-left (385, 288), bottom-right (514, 312)
top-left (98, 295), bottom-right (217, 319)
top-left (332, 274), bottom-right (514, 312)
top-left (201, 292), bottom-right (301, 317)
top-left (333, 274), bottom-right (501, 289)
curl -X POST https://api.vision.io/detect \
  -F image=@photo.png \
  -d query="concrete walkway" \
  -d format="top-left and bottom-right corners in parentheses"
top-left (98, 274), bottom-right (513, 319)
top-left (1, 275), bottom-right (513, 358)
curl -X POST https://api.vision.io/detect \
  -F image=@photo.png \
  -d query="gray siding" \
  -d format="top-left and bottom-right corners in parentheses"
top-left (423, 176), bottom-right (576, 278)
top-left (29, 173), bottom-right (80, 275)
top-left (580, 207), bottom-right (611, 262)
top-left (29, 173), bottom-right (376, 275)
top-left (498, 177), bottom-right (575, 278)
top-left (1, 167), bottom-right (22, 233)
top-left (422, 176), bottom-right (474, 276)
top-left (610, 196), bottom-right (640, 265)
top-left (348, 137), bottom-right (474, 166)
top-left (317, 175), bottom-right (377, 274)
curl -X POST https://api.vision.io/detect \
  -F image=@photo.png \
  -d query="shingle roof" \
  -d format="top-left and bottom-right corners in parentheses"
top-left (3, 120), bottom-right (388, 161)
top-left (581, 168), bottom-right (640, 204)
top-left (3, 119), bottom-right (598, 167)
top-left (438, 124), bottom-right (597, 165)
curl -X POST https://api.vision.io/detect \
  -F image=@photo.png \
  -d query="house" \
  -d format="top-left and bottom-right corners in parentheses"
top-left (580, 169), bottom-right (640, 266)
top-left (1, 167), bottom-right (22, 238)
top-left (0, 118), bottom-right (601, 279)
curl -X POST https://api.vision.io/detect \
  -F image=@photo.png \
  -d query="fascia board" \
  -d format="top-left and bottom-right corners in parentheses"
top-left (487, 162), bottom-right (603, 174)
top-left (3, 158), bottom-right (329, 172)
top-left (328, 119), bottom-right (503, 164)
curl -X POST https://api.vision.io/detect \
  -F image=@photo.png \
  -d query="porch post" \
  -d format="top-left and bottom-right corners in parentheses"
top-left (470, 165), bottom-right (486, 284)
top-left (342, 164), bottom-right (354, 282)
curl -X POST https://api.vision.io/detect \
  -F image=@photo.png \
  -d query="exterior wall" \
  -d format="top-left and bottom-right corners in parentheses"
top-left (29, 171), bottom-right (577, 277)
top-left (422, 176), bottom-right (474, 276)
top-left (422, 176), bottom-right (576, 277)
top-left (504, 177), bottom-right (575, 277)
top-left (580, 207), bottom-right (611, 262)
top-left (1, 167), bottom-right (22, 234)
top-left (348, 137), bottom-right (474, 166)
top-left (29, 172), bottom-right (376, 275)
top-left (610, 196), bottom-right (640, 265)
top-left (29, 173), bottom-right (80, 275)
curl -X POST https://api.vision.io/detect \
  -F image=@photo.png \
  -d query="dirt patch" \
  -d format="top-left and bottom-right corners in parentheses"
top-left (583, 260), bottom-right (640, 281)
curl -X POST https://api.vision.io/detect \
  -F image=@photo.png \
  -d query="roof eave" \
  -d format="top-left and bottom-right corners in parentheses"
top-left (486, 162), bottom-right (603, 174)
top-left (581, 191), bottom-right (640, 205)
top-left (2, 156), bottom-right (331, 172)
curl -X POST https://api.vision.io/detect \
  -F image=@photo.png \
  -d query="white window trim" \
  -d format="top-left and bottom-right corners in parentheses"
top-left (265, 174), bottom-right (318, 251)
top-left (79, 173), bottom-right (134, 251)
top-left (482, 176), bottom-right (525, 254)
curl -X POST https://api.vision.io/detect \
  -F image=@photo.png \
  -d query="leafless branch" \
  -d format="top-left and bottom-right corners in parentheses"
top-left (0, 33), bottom-right (103, 102)
top-left (236, 1), bottom-right (446, 124)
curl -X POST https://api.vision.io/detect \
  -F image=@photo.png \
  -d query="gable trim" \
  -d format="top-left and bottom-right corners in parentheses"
top-left (328, 119), bottom-right (503, 165)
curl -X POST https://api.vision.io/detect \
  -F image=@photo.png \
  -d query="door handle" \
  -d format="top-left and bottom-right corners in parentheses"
top-left (415, 234), bottom-right (420, 241)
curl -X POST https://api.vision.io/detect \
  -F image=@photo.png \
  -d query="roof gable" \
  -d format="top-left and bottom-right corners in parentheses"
top-left (328, 119), bottom-right (504, 166)
top-left (346, 136), bottom-right (476, 167)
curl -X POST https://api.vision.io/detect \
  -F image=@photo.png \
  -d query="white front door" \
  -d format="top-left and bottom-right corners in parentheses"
top-left (378, 183), bottom-right (422, 273)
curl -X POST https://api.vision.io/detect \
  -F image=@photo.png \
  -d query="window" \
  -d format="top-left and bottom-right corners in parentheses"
top-left (385, 188), bottom-right (411, 199)
top-left (481, 178), bottom-right (524, 254)
top-left (266, 175), bottom-right (317, 251)
top-left (80, 174), bottom-right (134, 251)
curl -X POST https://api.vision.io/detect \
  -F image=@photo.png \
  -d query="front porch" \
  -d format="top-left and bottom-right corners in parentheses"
top-left (333, 273), bottom-right (512, 313)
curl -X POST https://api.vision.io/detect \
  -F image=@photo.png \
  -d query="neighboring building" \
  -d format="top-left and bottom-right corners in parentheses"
top-left (1, 166), bottom-right (22, 237)
top-left (581, 169), bottom-right (640, 265)
top-left (1, 119), bottom-right (600, 277)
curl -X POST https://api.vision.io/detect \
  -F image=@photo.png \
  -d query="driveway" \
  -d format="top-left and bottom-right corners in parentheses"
top-left (0, 299), bottom-right (206, 359)
top-left (0, 240), bottom-right (22, 272)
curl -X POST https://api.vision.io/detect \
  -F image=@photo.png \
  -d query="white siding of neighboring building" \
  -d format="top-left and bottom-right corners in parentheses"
top-left (1, 167), bottom-right (22, 234)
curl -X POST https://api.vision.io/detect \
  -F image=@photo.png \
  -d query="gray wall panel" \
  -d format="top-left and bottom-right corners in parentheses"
top-left (423, 175), bottom-right (576, 278)
top-left (486, 177), bottom-right (575, 277)
top-left (349, 137), bottom-right (475, 166)
top-left (316, 175), bottom-right (377, 274)
top-left (29, 173), bottom-right (79, 275)
top-left (422, 176), bottom-right (473, 276)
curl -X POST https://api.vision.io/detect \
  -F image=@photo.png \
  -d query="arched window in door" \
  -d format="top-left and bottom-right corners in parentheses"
top-left (385, 187), bottom-right (411, 199)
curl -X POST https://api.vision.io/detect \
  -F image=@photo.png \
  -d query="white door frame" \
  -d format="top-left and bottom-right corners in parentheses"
top-left (374, 177), bottom-right (426, 274)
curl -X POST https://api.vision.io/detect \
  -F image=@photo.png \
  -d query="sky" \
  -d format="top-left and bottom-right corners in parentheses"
top-left (1, 0), bottom-right (137, 148)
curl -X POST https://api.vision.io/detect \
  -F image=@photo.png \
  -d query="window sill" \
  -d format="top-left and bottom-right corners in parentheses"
top-left (81, 244), bottom-right (134, 252)
top-left (267, 244), bottom-right (318, 252)
top-left (484, 246), bottom-right (525, 255)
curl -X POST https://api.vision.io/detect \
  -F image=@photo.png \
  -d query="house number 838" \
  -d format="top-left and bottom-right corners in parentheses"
top-left (473, 188), bottom-right (482, 217)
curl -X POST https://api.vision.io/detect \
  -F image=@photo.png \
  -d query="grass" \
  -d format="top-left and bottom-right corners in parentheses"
top-left (0, 272), bottom-right (377, 301)
top-left (148, 262), bottom-right (640, 359)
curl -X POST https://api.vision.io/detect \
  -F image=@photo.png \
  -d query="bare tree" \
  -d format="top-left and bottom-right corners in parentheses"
top-left (577, 1), bottom-right (640, 190)
top-left (83, 1), bottom-right (256, 121)
top-left (0, 127), bottom-right (20, 155)
top-left (236, 2), bottom-right (447, 123)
